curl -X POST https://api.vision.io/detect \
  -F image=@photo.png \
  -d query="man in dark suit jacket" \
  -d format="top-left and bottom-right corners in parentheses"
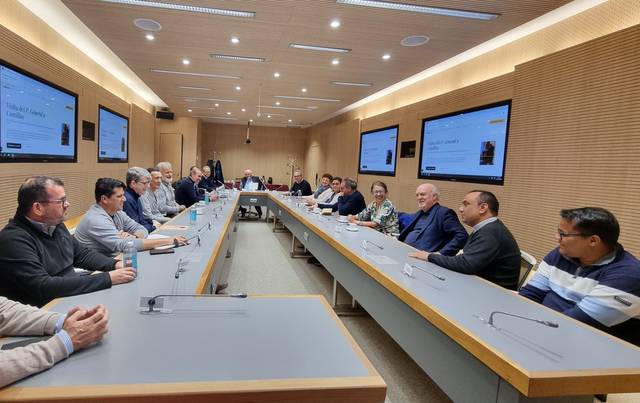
top-left (239, 169), bottom-right (265, 218)
top-left (175, 166), bottom-right (204, 208)
top-left (399, 183), bottom-right (467, 256)
top-left (410, 190), bottom-right (520, 290)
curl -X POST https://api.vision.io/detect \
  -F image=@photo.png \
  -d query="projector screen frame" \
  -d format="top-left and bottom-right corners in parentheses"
top-left (358, 124), bottom-right (399, 177)
top-left (97, 104), bottom-right (129, 163)
top-left (417, 100), bottom-right (512, 186)
top-left (0, 59), bottom-right (78, 163)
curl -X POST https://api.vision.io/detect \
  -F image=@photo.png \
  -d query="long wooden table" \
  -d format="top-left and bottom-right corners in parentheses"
top-left (0, 191), bottom-right (386, 403)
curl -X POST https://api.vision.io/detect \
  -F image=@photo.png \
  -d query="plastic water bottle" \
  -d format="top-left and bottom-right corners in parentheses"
top-left (123, 240), bottom-right (138, 270)
top-left (189, 206), bottom-right (197, 225)
top-left (204, 192), bottom-right (210, 205)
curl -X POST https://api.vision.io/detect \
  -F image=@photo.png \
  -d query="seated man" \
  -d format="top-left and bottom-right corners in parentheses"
top-left (75, 178), bottom-right (187, 257)
top-left (410, 190), bottom-right (520, 290)
top-left (123, 167), bottom-right (155, 232)
top-left (175, 166), bottom-right (205, 208)
top-left (0, 176), bottom-right (136, 307)
top-left (520, 207), bottom-right (640, 346)
top-left (140, 168), bottom-right (171, 225)
top-left (399, 183), bottom-right (468, 256)
top-left (290, 170), bottom-right (313, 196)
top-left (239, 169), bottom-right (265, 218)
top-left (198, 165), bottom-right (216, 192)
top-left (0, 297), bottom-right (108, 387)
top-left (156, 161), bottom-right (185, 216)
top-left (316, 177), bottom-right (365, 216)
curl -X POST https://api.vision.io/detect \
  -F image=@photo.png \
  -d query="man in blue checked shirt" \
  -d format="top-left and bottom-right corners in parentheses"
top-left (520, 207), bottom-right (640, 346)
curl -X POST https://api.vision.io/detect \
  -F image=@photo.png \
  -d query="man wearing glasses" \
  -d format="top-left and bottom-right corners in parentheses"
top-left (0, 176), bottom-right (137, 307)
top-left (519, 208), bottom-right (640, 346)
top-left (123, 167), bottom-right (155, 232)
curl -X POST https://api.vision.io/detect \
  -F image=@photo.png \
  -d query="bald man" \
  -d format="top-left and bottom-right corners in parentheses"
top-left (239, 169), bottom-right (264, 218)
top-left (398, 183), bottom-right (468, 256)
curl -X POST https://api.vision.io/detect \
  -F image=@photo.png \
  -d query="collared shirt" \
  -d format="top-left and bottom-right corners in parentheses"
top-left (140, 188), bottom-right (171, 223)
top-left (243, 177), bottom-right (254, 191)
top-left (54, 315), bottom-right (74, 354)
top-left (25, 216), bottom-right (56, 236)
top-left (472, 216), bottom-right (498, 232)
top-left (356, 199), bottom-right (399, 234)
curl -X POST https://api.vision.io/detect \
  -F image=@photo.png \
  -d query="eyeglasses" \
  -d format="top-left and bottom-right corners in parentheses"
top-left (37, 196), bottom-right (68, 205)
top-left (557, 230), bottom-right (591, 240)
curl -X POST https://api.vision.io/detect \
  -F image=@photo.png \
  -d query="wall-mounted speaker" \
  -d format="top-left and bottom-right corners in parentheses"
top-left (155, 111), bottom-right (174, 120)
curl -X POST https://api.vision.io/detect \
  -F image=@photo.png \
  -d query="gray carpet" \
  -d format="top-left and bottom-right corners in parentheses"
top-left (227, 219), bottom-right (451, 403)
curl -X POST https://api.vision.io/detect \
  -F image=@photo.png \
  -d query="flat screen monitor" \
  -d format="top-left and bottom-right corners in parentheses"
top-left (418, 101), bottom-right (511, 185)
top-left (358, 125), bottom-right (399, 176)
top-left (98, 105), bottom-right (129, 163)
top-left (0, 60), bottom-right (78, 162)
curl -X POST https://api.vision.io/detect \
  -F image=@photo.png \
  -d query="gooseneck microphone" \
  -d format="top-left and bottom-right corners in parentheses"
top-left (363, 240), bottom-right (384, 250)
top-left (488, 311), bottom-right (559, 328)
top-left (409, 264), bottom-right (445, 281)
top-left (146, 293), bottom-right (248, 313)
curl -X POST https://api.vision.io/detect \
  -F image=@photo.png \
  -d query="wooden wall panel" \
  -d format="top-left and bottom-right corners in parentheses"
top-left (200, 123), bottom-right (306, 184)
top-left (155, 117), bottom-right (200, 176)
top-left (129, 104), bottom-right (156, 169)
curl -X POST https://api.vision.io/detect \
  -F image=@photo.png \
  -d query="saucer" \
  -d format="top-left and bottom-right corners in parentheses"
top-left (345, 226), bottom-right (359, 232)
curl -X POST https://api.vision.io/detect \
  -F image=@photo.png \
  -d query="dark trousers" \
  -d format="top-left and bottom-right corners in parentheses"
top-left (239, 206), bottom-right (262, 217)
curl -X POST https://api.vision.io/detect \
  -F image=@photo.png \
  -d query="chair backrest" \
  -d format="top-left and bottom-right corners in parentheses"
top-left (518, 250), bottom-right (538, 290)
top-left (64, 214), bottom-right (85, 235)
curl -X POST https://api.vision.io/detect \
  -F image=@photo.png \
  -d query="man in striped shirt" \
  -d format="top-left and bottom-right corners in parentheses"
top-left (520, 207), bottom-right (640, 346)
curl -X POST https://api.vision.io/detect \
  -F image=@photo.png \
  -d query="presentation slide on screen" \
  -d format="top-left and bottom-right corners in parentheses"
top-left (98, 108), bottom-right (128, 160)
top-left (359, 126), bottom-right (398, 174)
top-left (420, 104), bottom-right (509, 179)
top-left (0, 65), bottom-right (76, 159)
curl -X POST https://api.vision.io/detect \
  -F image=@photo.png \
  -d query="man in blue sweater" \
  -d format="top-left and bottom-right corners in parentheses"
top-left (317, 177), bottom-right (366, 216)
top-left (123, 167), bottom-right (155, 232)
top-left (520, 207), bottom-right (640, 346)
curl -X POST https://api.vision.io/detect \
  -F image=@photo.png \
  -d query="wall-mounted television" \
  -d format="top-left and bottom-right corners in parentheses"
top-left (0, 60), bottom-right (78, 162)
top-left (418, 101), bottom-right (511, 185)
top-left (98, 105), bottom-right (129, 163)
top-left (358, 125), bottom-right (399, 176)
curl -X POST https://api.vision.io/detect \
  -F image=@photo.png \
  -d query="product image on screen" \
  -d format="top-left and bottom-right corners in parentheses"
top-left (0, 61), bottom-right (78, 162)
top-left (358, 125), bottom-right (399, 176)
top-left (98, 106), bottom-right (128, 162)
top-left (418, 101), bottom-right (511, 185)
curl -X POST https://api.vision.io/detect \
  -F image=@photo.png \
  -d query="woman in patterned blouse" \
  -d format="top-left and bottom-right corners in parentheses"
top-left (348, 181), bottom-right (399, 234)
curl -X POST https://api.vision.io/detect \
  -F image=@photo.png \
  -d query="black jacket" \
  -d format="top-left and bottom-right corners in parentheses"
top-left (290, 180), bottom-right (312, 196)
top-left (0, 215), bottom-right (117, 307)
top-left (175, 177), bottom-right (203, 207)
top-left (319, 190), bottom-right (366, 216)
top-left (428, 219), bottom-right (520, 290)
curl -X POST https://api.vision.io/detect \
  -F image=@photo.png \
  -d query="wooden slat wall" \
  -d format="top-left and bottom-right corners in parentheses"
top-left (306, 24), bottom-right (640, 261)
top-left (0, 24), bottom-right (155, 225)
top-left (199, 123), bottom-right (306, 184)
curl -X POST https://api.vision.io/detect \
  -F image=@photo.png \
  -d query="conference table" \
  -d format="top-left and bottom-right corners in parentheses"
top-left (0, 191), bottom-right (386, 403)
top-left (238, 191), bottom-right (640, 403)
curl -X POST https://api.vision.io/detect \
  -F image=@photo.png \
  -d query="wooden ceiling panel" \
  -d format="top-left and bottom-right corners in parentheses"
top-left (62, 0), bottom-right (571, 126)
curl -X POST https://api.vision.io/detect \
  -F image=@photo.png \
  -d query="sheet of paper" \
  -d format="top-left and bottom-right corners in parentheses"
top-left (147, 234), bottom-right (170, 239)
top-left (158, 225), bottom-right (189, 231)
top-left (366, 254), bottom-right (398, 265)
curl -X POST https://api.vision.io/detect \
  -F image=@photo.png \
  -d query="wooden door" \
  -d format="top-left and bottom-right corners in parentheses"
top-left (159, 132), bottom-right (183, 178)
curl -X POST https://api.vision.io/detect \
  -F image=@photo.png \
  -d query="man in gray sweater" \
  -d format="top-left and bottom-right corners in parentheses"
top-left (0, 296), bottom-right (108, 387)
top-left (75, 178), bottom-right (187, 257)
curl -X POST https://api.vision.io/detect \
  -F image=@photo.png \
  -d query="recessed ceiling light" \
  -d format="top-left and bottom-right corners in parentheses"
top-left (330, 81), bottom-right (373, 87)
top-left (273, 72), bottom-right (280, 78)
top-left (401, 35), bottom-right (430, 47)
top-left (382, 53), bottom-right (391, 60)
top-left (241, 108), bottom-right (246, 112)
top-left (145, 33), bottom-right (155, 41)
top-left (301, 88), bottom-right (307, 93)
top-left (187, 109), bottom-right (192, 112)
top-left (335, 0), bottom-right (499, 21)
top-left (214, 103), bottom-right (219, 107)
top-left (231, 36), bottom-right (239, 44)
top-left (249, 119), bottom-right (253, 122)
top-left (330, 19), bottom-right (341, 28)
top-left (235, 85), bottom-right (241, 91)
top-left (179, 96), bottom-right (238, 103)
top-left (150, 69), bottom-right (241, 79)
top-left (101, 0), bottom-right (256, 18)
top-left (331, 58), bottom-right (340, 65)
top-left (275, 95), bottom-right (340, 102)
top-left (133, 18), bottom-right (162, 31)
top-left (267, 115), bottom-right (271, 118)
top-left (178, 86), bottom-right (211, 91)
top-left (289, 43), bottom-right (351, 53)
top-left (211, 54), bottom-right (265, 63)
top-left (182, 58), bottom-right (190, 65)
top-left (275, 101), bottom-right (281, 106)
top-left (288, 119), bottom-right (293, 122)
top-left (226, 112), bottom-right (232, 115)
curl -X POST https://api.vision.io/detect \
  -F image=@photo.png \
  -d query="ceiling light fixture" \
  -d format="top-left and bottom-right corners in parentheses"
top-left (275, 95), bottom-right (341, 102)
top-left (275, 101), bottom-right (281, 106)
top-left (214, 103), bottom-right (219, 107)
top-left (182, 58), bottom-right (190, 65)
top-left (273, 72), bottom-right (280, 78)
top-left (289, 43), bottom-right (351, 53)
top-left (331, 58), bottom-right (340, 65)
top-left (335, 0), bottom-right (499, 21)
top-left (330, 19), bottom-right (341, 28)
top-left (211, 54), bottom-right (265, 62)
top-left (288, 119), bottom-right (293, 122)
top-left (267, 115), bottom-right (271, 118)
top-left (301, 88), bottom-right (307, 93)
top-left (227, 112), bottom-right (232, 115)
top-left (179, 96), bottom-right (238, 103)
top-left (330, 81), bottom-right (373, 87)
top-left (235, 85), bottom-right (241, 91)
top-left (241, 108), bottom-right (246, 112)
top-left (178, 86), bottom-right (211, 91)
top-left (98, 0), bottom-right (256, 18)
top-left (151, 69), bottom-right (241, 79)
top-left (256, 105), bottom-right (313, 111)
top-left (187, 109), bottom-right (192, 112)
top-left (145, 33), bottom-right (155, 41)
top-left (382, 53), bottom-right (391, 60)
top-left (231, 36), bottom-right (240, 44)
